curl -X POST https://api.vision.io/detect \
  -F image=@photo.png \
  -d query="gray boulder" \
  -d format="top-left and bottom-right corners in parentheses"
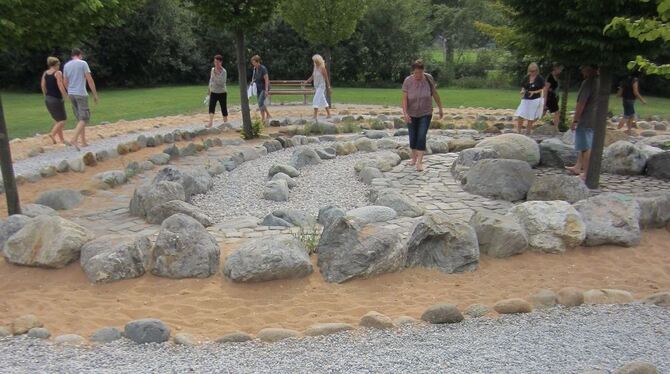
top-left (90, 327), bottom-right (122, 344)
top-left (463, 159), bottom-right (535, 201)
top-left (3, 216), bottom-right (94, 268)
top-left (645, 152), bottom-right (670, 180)
top-left (335, 141), bottom-right (357, 155)
top-left (0, 214), bottom-right (32, 249)
top-left (371, 188), bottom-right (424, 217)
top-left (573, 193), bottom-right (641, 247)
top-left (263, 180), bottom-right (290, 202)
top-left (315, 147), bottom-right (336, 160)
top-left (269, 209), bottom-right (315, 227)
top-left (602, 141), bottom-right (647, 175)
top-left (261, 214), bottom-right (292, 227)
top-left (271, 172), bottom-right (298, 189)
top-left (124, 319), bottom-right (171, 344)
top-left (317, 205), bottom-right (345, 227)
top-left (428, 140), bottom-right (450, 154)
top-left (148, 153), bottom-right (170, 165)
top-left (476, 134), bottom-right (541, 166)
top-left (354, 138), bottom-right (377, 152)
top-left (80, 235), bottom-right (152, 283)
top-left (469, 210), bottom-right (528, 258)
top-left (20, 203), bottom-right (57, 218)
top-left (151, 214), bottom-right (220, 278)
top-left (290, 147), bottom-right (322, 169)
top-left (223, 237), bottom-right (313, 282)
top-left (34, 189), bottom-right (84, 210)
top-left (268, 164), bottom-right (300, 178)
top-left (354, 151), bottom-right (401, 172)
top-left (638, 134), bottom-right (670, 148)
top-left (508, 201), bottom-right (586, 253)
top-left (94, 170), bottom-right (128, 187)
top-left (346, 206), bottom-right (397, 224)
top-left (539, 138), bottom-right (578, 168)
top-left (152, 166), bottom-right (213, 200)
top-left (316, 217), bottom-right (406, 283)
top-left (363, 130), bottom-right (389, 139)
top-left (632, 191), bottom-right (670, 228)
top-left (526, 174), bottom-right (590, 203)
top-left (406, 213), bottom-right (479, 273)
top-left (358, 167), bottom-right (384, 185)
top-left (129, 181), bottom-right (186, 218)
top-left (147, 200), bottom-right (212, 227)
top-left (450, 147), bottom-right (499, 181)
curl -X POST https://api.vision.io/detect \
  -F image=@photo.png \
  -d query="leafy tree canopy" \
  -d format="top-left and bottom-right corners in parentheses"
top-left (280, 0), bottom-right (368, 47)
top-left (191, 0), bottom-right (278, 32)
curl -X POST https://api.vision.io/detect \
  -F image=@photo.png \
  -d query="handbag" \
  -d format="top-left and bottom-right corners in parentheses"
top-left (247, 68), bottom-right (258, 98)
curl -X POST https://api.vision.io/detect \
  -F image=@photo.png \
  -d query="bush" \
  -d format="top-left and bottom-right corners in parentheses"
top-left (291, 226), bottom-right (321, 255)
top-left (471, 120), bottom-right (489, 131)
top-left (303, 122), bottom-right (339, 135)
top-left (430, 120), bottom-right (444, 129)
top-left (240, 117), bottom-right (263, 140)
top-left (339, 121), bottom-right (362, 133)
top-left (369, 119), bottom-right (387, 130)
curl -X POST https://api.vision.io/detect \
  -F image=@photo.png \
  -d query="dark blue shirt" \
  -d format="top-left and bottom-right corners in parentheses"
top-left (254, 65), bottom-right (268, 91)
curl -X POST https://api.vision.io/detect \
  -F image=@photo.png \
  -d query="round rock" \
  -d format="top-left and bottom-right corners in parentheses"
top-left (256, 328), bottom-right (300, 343)
top-left (216, 331), bottom-right (254, 343)
top-left (421, 303), bottom-right (464, 324)
top-left (27, 327), bottom-right (50, 339)
top-left (124, 319), bottom-right (171, 344)
top-left (54, 334), bottom-right (86, 346)
top-left (557, 287), bottom-right (584, 307)
top-left (90, 327), bottom-right (122, 344)
top-left (303, 323), bottom-right (355, 337)
top-left (359, 311), bottom-right (395, 329)
top-left (493, 298), bottom-right (532, 314)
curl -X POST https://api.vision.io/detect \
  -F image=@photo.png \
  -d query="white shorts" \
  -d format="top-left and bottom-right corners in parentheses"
top-left (312, 86), bottom-right (329, 109)
top-left (515, 98), bottom-right (544, 121)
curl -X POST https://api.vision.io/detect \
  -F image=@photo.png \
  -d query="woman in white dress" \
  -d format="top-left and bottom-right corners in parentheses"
top-left (304, 54), bottom-right (332, 120)
top-left (515, 62), bottom-right (545, 134)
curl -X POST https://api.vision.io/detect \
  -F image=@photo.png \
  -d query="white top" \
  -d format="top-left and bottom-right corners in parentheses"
top-left (209, 67), bottom-right (227, 93)
top-left (63, 59), bottom-right (91, 96)
top-left (313, 67), bottom-right (326, 88)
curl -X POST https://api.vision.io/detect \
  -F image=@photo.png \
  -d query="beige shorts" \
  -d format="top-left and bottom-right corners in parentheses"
top-left (70, 95), bottom-right (90, 123)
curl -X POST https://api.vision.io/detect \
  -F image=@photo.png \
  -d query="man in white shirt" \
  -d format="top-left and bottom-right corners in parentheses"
top-left (63, 48), bottom-right (99, 149)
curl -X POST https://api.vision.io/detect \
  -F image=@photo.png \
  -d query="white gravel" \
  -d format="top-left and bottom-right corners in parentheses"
top-left (191, 147), bottom-right (374, 222)
top-left (0, 304), bottom-right (667, 373)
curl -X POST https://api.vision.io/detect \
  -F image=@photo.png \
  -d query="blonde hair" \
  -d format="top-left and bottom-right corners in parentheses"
top-left (527, 62), bottom-right (539, 74)
top-left (251, 55), bottom-right (261, 63)
top-left (312, 54), bottom-right (325, 68)
top-left (47, 56), bottom-right (60, 68)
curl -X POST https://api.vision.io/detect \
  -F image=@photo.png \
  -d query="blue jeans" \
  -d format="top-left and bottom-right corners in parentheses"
top-left (408, 115), bottom-right (432, 151)
top-left (257, 90), bottom-right (267, 109)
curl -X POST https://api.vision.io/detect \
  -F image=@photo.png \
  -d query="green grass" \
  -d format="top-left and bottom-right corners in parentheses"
top-left (3, 85), bottom-right (670, 139)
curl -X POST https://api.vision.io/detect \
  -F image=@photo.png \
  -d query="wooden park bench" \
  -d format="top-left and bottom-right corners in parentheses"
top-left (267, 80), bottom-right (314, 105)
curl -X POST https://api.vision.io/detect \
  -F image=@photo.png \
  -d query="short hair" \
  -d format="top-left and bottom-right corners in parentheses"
top-left (251, 55), bottom-right (261, 63)
top-left (47, 56), bottom-right (60, 67)
top-left (411, 59), bottom-right (425, 71)
top-left (527, 62), bottom-right (539, 73)
top-left (214, 54), bottom-right (223, 61)
top-left (71, 48), bottom-right (82, 57)
top-left (552, 62), bottom-right (564, 69)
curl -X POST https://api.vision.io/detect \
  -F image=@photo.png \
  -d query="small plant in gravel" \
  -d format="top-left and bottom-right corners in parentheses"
top-left (291, 226), bottom-right (321, 255)
top-left (304, 122), bottom-right (338, 135)
top-left (339, 121), bottom-right (362, 134)
top-left (443, 123), bottom-right (456, 129)
top-left (369, 119), bottom-right (387, 130)
top-left (471, 120), bottom-right (489, 131)
top-left (430, 120), bottom-right (444, 129)
top-left (241, 116), bottom-right (263, 140)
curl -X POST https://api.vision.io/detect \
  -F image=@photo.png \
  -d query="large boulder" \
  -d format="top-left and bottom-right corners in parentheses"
top-left (80, 235), bottom-right (152, 283)
top-left (346, 206), bottom-right (397, 225)
top-left (290, 147), bottom-right (322, 169)
top-left (573, 193), bottom-right (641, 247)
top-left (335, 141), bottom-right (357, 155)
top-left (316, 217), bottom-right (406, 283)
top-left (222, 237), bottom-right (313, 282)
top-left (93, 170), bottom-right (128, 188)
top-left (268, 164), bottom-right (300, 178)
top-left (645, 151), bottom-right (670, 180)
top-left (354, 152), bottom-right (401, 172)
top-left (151, 214), bottom-right (220, 278)
top-left (450, 147), bottom-right (499, 181)
top-left (146, 200), bottom-right (213, 227)
top-left (448, 138), bottom-right (478, 152)
top-left (508, 201), bottom-right (586, 253)
top-left (475, 134), bottom-right (541, 166)
top-left (370, 188), bottom-right (424, 217)
top-left (526, 175), bottom-right (590, 203)
top-left (602, 141), bottom-right (647, 175)
top-left (265, 209), bottom-right (316, 227)
top-left (124, 319), bottom-right (171, 344)
top-left (152, 166), bottom-right (213, 200)
top-left (34, 189), bottom-right (84, 210)
top-left (638, 134), bottom-right (670, 148)
top-left (632, 191), bottom-right (670, 228)
top-left (539, 138), bottom-right (578, 168)
top-left (469, 210), bottom-right (528, 258)
top-left (406, 213), bottom-right (479, 273)
top-left (263, 180), bottom-right (290, 202)
top-left (129, 181), bottom-right (186, 218)
top-left (354, 138), bottom-right (378, 152)
top-left (317, 205), bottom-right (345, 227)
top-left (3, 216), bottom-right (94, 268)
top-left (358, 167), bottom-right (384, 185)
top-left (0, 214), bottom-right (32, 250)
top-left (271, 172), bottom-right (298, 189)
top-left (463, 159), bottom-right (535, 201)
top-left (21, 203), bottom-right (57, 218)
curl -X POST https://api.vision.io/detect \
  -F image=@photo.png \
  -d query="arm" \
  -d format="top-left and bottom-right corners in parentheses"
top-left (633, 81), bottom-right (647, 104)
top-left (305, 74), bottom-right (313, 84)
top-left (264, 72), bottom-right (270, 95)
top-left (432, 89), bottom-right (444, 119)
top-left (40, 72), bottom-right (47, 96)
top-left (572, 100), bottom-right (587, 130)
top-left (402, 91), bottom-right (410, 123)
top-left (207, 69), bottom-right (212, 95)
top-left (55, 71), bottom-right (67, 98)
top-left (85, 72), bottom-right (99, 103)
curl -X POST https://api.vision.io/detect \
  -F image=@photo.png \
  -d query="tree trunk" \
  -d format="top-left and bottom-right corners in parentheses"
top-left (0, 95), bottom-right (21, 215)
top-left (234, 30), bottom-right (252, 139)
top-left (586, 66), bottom-right (612, 189)
top-left (559, 69), bottom-right (570, 132)
top-left (324, 46), bottom-right (333, 108)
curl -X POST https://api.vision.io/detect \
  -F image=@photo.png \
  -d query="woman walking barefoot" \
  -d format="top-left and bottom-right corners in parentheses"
top-left (40, 57), bottom-right (68, 144)
top-left (207, 54), bottom-right (228, 128)
top-left (515, 62), bottom-right (545, 134)
top-left (304, 54), bottom-right (332, 120)
top-left (250, 55), bottom-right (272, 124)
top-left (402, 59), bottom-right (444, 172)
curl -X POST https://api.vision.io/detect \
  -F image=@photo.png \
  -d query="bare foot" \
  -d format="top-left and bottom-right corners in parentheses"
top-left (565, 166), bottom-right (580, 175)
top-left (579, 173), bottom-right (586, 181)
top-left (617, 122), bottom-right (624, 129)
top-left (206, 122), bottom-right (213, 128)
top-left (416, 164), bottom-right (424, 172)
top-left (81, 142), bottom-right (89, 147)
top-left (407, 160), bottom-right (416, 166)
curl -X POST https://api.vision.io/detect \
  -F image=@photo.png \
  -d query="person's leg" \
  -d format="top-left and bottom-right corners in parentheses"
top-left (325, 106), bottom-right (331, 118)
top-left (313, 108), bottom-right (319, 120)
top-left (207, 93), bottom-right (217, 127)
top-left (221, 93), bottom-right (228, 123)
top-left (526, 120), bottom-right (536, 135)
top-left (55, 121), bottom-right (65, 143)
top-left (407, 117), bottom-right (419, 165)
top-left (579, 149), bottom-right (591, 181)
top-left (415, 115), bottom-right (431, 171)
top-left (566, 127), bottom-right (586, 174)
top-left (552, 111), bottom-right (560, 127)
top-left (80, 120), bottom-right (88, 146)
top-left (516, 117), bottom-right (524, 133)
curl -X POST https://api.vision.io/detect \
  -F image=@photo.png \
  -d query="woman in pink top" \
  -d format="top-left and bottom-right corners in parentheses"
top-left (402, 59), bottom-right (444, 172)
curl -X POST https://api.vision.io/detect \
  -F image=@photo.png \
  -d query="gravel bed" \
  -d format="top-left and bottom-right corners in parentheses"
top-left (192, 147), bottom-right (374, 222)
top-left (0, 304), bottom-right (667, 373)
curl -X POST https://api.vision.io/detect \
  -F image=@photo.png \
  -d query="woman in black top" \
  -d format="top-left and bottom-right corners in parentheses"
top-left (514, 62), bottom-right (545, 134)
top-left (617, 72), bottom-right (647, 134)
top-left (40, 56), bottom-right (68, 144)
top-left (543, 63), bottom-right (563, 127)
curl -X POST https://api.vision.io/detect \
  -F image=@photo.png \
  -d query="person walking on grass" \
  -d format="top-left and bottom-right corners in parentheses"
top-left (402, 59), bottom-right (444, 172)
top-left (304, 54), bottom-right (332, 120)
top-left (543, 63), bottom-right (563, 128)
top-left (41, 56), bottom-right (68, 144)
top-left (566, 65), bottom-right (599, 181)
top-left (251, 55), bottom-right (271, 124)
top-left (617, 71), bottom-right (647, 134)
top-left (63, 48), bottom-right (98, 150)
top-left (515, 62), bottom-right (545, 134)
top-left (207, 54), bottom-right (228, 128)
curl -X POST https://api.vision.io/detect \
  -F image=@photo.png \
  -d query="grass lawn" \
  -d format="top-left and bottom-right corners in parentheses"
top-left (2, 85), bottom-right (669, 139)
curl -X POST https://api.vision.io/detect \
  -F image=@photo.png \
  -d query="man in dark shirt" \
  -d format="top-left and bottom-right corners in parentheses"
top-left (251, 55), bottom-right (271, 124)
top-left (566, 65), bottom-right (599, 181)
top-left (616, 72), bottom-right (647, 134)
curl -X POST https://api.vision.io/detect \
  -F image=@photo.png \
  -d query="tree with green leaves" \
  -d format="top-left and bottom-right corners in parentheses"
top-left (191, 0), bottom-right (280, 139)
top-left (280, 0), bottom-right (367, 100)
top-left (499, 0), bottom-right (659, 188)
top-left (608, 0), bottom-right (670, 77)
